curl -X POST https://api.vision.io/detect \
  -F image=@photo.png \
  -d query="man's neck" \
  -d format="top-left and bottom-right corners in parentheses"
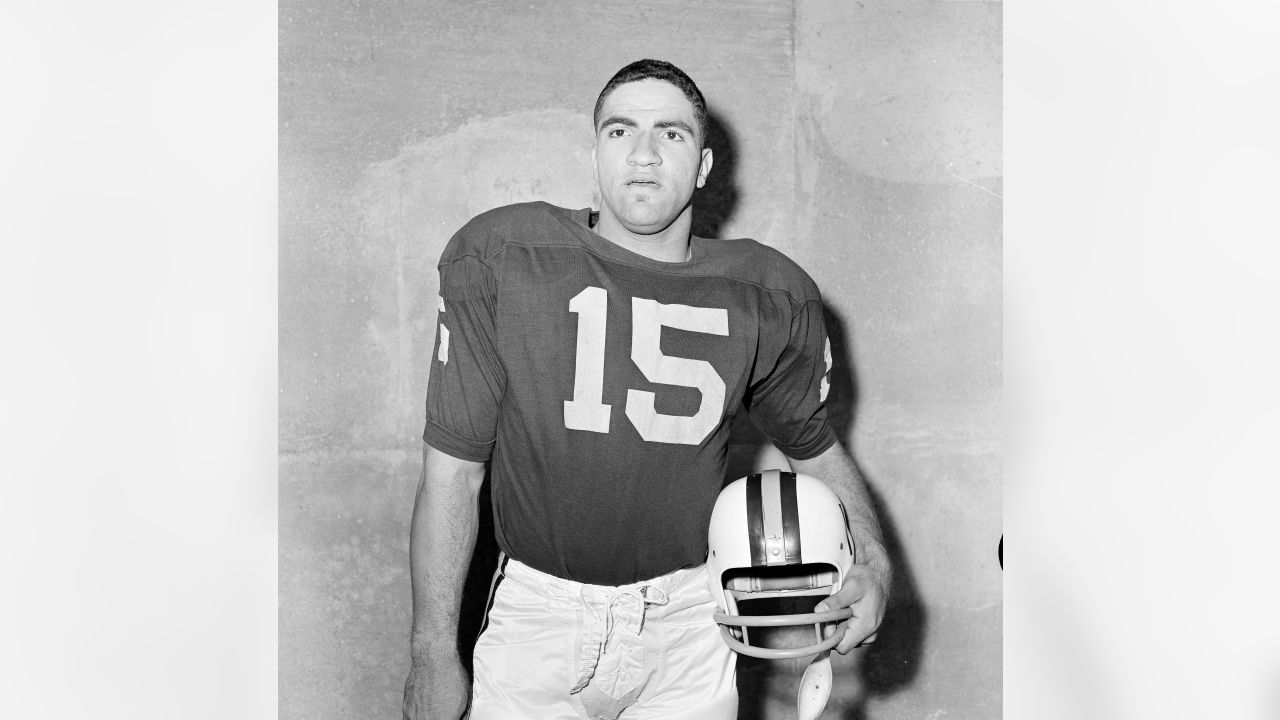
top-left (593, 210), bottom-right (693, 263)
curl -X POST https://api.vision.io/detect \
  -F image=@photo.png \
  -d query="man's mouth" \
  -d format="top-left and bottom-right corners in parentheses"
top-left (626, 177), bottom-right (661, 188)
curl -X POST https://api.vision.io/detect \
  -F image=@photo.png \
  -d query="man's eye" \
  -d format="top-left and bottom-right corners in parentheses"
top-left (608, 128), bottom-right (627, 137)
top-left (664, 131), bottom-right (684, 141)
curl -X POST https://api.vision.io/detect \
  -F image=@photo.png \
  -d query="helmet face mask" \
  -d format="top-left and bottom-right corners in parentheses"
top-left (707, 470), bottom-right (856, 660)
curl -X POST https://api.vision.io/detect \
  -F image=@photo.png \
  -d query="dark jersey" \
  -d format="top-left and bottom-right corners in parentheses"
top-left (423, 202), bottom-right (836, 585)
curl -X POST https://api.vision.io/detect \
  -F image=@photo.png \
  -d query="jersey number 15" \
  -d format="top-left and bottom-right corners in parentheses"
top-left (563, 286), bottom-right (728, 446)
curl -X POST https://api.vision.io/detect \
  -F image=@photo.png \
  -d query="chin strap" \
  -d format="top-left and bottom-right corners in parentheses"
top-left (797, 650), bottom-right (834, 720)
top-left (711, 604), bottom-right (851, 716)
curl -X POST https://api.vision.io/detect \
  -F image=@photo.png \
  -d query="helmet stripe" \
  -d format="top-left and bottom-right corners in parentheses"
top-left (747, 471), bottom-right (806, 566)
top-left (746, 473), bottom-right (766, 566)
top-left (779, 471), bottom-right (803, 564)
top-left (760, 470), bottom-right (785, 565)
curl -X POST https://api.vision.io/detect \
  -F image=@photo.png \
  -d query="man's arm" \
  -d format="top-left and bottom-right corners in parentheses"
top-left (403, 442), bottom-right (487, 720)
top-left (788, 442), bottom-right (892, 653)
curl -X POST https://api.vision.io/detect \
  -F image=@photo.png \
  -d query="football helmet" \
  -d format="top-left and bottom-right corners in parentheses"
top-left (706, 469), bottom-right (856, 659)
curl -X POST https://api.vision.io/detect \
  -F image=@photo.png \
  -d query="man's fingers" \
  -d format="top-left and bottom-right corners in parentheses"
top-left (816, 567), bottom-right (888, 654)
top-left (834, 618), bottom-right (873, 654)
top-left (820, 576), bottom-right (867, 610)
top-left (831, 599), bottom-right (883, 654)
top-left (814, 580), bottom-right (866, 615)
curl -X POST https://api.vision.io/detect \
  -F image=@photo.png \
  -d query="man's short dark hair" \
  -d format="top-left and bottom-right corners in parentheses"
top-left (593, 59), bottom-right (708, 145)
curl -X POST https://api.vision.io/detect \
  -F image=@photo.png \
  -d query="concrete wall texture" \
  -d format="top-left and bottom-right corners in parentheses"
top-left (280, 1), bottom-right (1001, 718)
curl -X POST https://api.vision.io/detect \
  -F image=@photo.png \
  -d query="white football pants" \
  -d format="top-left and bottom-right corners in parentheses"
top-left (469, 556), bottom-right (738, 720)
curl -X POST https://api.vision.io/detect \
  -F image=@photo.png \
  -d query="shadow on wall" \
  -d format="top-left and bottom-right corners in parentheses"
top-left (830, 305), bottom-right (927, 718)
top-left (735, 306), bottom-right (927, 720)
top-left (692, 108), bottom-right (739, 240)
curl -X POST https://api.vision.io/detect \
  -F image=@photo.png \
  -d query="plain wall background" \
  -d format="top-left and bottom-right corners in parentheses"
top-left (279, 1), bottom-right (1001, 718)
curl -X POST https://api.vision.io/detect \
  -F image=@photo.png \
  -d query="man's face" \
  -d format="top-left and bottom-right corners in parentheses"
top-left (593, 79), bottom-right (713, 236)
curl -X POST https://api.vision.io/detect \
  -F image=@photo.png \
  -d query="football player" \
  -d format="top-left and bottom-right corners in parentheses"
top-left (403, 58), bottom-right (891, 720)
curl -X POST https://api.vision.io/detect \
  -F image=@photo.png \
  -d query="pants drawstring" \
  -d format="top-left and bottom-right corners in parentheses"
top-left (569, 584), bottom-right (670, 695)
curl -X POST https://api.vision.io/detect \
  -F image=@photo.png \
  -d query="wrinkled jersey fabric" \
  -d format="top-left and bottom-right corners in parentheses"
top-left (424, 202), bottom-right (836, 585)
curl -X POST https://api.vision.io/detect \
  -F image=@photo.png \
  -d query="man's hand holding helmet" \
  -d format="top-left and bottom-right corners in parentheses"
top-left (814, 557), bottom-right (889, 653)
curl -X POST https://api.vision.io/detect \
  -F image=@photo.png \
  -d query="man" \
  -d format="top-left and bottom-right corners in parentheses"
top-left (403, 59), bottom-right (891, 720)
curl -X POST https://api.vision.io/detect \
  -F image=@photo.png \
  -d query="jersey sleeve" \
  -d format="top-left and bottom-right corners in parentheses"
top-left (745, 298), bottom-right (837, 460)
top-left (422, 236), bottom-right (506, 462)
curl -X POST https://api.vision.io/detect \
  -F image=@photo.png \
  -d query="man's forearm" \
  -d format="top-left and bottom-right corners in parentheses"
top-left (408, 443), bottom-right (487, 664)
top-left (790, 444), bottom-right (893, 588)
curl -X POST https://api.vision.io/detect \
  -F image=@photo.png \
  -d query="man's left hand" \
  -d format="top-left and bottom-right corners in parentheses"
top-left (814, 562), bottom-right (889, 654)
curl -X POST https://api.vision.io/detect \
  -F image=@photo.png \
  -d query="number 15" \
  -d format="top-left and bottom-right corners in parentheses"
top-left (563, 286), bottom-right (729, 446)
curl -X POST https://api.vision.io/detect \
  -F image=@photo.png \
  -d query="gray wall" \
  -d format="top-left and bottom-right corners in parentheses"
top-left (280, 1), bottom-right (1001, 717)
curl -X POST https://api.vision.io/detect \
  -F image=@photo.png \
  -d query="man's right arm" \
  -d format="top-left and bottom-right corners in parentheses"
top-left (403, 441), bottom-right (487, 720)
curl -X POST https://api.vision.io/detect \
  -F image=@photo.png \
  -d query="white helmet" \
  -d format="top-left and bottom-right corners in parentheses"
top-left (706, 469), bottom-right (856, 659)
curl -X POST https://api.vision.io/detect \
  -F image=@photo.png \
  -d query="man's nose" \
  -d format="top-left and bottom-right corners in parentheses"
top-left (627, 134), bottom-right (661, 166)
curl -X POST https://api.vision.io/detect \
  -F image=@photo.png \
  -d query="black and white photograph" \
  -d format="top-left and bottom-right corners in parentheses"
top-left (6, 2), bottom-right (1280, 720)
top-left (278, 3), bottom-right (1000, 719)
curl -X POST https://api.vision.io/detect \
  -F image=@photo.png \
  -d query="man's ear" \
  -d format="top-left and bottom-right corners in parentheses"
top-left (591, 145), bottom-right (599, 184)
top-left (696, 147), bottom-right (714, 189)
